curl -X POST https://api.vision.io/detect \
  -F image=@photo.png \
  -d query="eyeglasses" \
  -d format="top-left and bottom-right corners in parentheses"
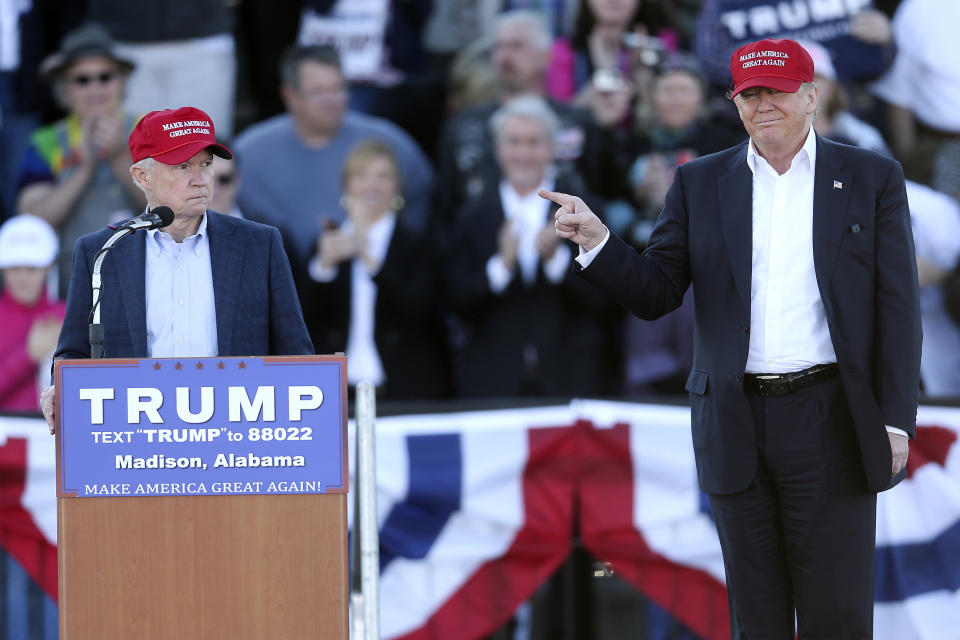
top-left (68, 72), bottom-right (119, 86)
top-left (216, 174), bottom-right (236, 186)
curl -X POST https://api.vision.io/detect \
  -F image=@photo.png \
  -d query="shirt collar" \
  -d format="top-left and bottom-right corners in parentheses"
top-left (500, 171), bottom-right (556, 207)
top-left (147, 210), bottom-right (208, 257)
top-left (746, 124), bottom-right (817, 175)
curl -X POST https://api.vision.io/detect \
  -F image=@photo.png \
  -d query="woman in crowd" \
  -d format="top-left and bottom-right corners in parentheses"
top-left (546, 0), bottom-right (677, 116)
top-left (0, 215), bottom-right (65, 412)
top-left (299, 139), bottom-right (449, 400)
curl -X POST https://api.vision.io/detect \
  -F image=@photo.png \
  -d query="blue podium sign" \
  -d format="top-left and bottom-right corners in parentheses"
top-left (55, 356), bottom-right (347, 497)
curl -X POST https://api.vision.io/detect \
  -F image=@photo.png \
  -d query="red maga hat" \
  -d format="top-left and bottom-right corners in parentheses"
top-left (128, 106), bottom-right (232, 165)
top-left (729, 38), bottom-right (814, 98)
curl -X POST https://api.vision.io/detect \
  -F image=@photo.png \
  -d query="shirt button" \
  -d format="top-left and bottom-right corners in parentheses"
top-left (178, 338), bottom-right (184, 344)
top-left (179, 299), bottom-right (184, 305)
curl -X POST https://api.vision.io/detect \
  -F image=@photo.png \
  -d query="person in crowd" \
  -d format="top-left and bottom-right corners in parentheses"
top-left (0, 215), bottom-right (65, 412)
top-left (300, 140), bottom-right (449, 400)
top-left (296, 0), bottom-right (445, 155)
top-left (803, 40), bottom-right (890, 156)
top-left (618, 151), bottom-right (696, 398)
top-left (636, 54), bottom-right (745, 156)
top-left (0, 3), bottom-right (85, 222)
top-left (296, 0), bottom-right (433, 114)
top-left (598, 57), bottom-right (744, 244)
top-left (234, 45), bottom-right (434, 273)
top-left (905, 180), bottom-right (960, 397)
top-left (435, 10), bottom-right (601, 222)
top-left (546, 0), bottom-right (676, 104)
top-left (598, 55), bottom-right (746, 203)
top-left (445, 36), bottom-right (500, 116)
top-left (542, 39), bottom-right (919, 638)
top-left (444, 96), bottom-right (609, 398)
top-left (209, 146), bottom-right (244, 219)
top-left (41, 106), bottom-right (313, 431)
top-left (16, 23), bottom-right (145, 298)
top-left (872, 0), bottom-right (960, 183)
top-left (87, 0), bottom-right (238, 137)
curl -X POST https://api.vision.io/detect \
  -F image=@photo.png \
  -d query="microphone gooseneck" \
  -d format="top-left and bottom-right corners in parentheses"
top-left (88, 206), bottom-right (176, 358)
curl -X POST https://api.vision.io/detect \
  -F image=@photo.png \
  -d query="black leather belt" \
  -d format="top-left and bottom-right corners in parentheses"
top-left (743, 363), bottom-right (839, 397)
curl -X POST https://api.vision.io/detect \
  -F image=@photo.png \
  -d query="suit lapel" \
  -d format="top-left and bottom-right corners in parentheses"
top-left (718, 146), bottom-right (753, 315)
top-left (207, 212), bottom-right (244, 356)
top-left (812, 136), bottom-right (850, 303)
top-left (114, 231), bottom-right (148, 355)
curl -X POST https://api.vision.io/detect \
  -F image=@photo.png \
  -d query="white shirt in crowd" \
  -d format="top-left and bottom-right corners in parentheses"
top-left (309, 212), bottom-right (397, 388)
top-left (486, 176), bottom-right (571, 293)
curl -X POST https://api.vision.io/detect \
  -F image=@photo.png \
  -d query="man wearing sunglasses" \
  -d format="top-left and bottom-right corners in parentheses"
top-left (15, 24), bottom-right (145, 298)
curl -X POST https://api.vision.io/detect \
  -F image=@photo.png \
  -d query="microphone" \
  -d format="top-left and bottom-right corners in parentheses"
top-left (108, 206), bottom-right (175, 231)
top-left (88, 206), bottom-right (174, 358)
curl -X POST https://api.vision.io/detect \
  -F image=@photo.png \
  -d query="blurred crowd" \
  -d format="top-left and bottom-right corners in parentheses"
top-left (2, 0), bottom-right (959, 412)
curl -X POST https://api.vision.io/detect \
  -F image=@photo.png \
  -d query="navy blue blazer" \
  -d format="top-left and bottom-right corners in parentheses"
top-left (55, 210), bottom-right (314, 360)
top-left (579, 136), bottom-right (921, 494)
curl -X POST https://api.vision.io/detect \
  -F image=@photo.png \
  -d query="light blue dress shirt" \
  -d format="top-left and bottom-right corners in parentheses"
top-left (144, 213), bottom-right (218, 357)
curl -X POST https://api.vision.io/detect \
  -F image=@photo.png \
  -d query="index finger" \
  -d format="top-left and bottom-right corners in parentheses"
top-left (538, 189), bottom-right (579, 210)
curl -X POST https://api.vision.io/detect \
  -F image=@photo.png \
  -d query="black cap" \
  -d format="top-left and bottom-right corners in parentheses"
top-left (39, 23), bottom-right (135, 82)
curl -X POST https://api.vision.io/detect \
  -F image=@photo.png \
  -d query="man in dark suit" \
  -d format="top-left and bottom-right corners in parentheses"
top-left (443, 96), bottom-right (610, 398)
top-left (41, 106), bottom-right (313, 431)
top-left (542, 39), bottom-right (920, 638)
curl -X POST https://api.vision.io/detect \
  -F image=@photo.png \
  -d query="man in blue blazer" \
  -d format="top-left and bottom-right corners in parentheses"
top-left (42, 106), bottom-right (313, 430)
top-left (543, 40), bottom-right (920, 638)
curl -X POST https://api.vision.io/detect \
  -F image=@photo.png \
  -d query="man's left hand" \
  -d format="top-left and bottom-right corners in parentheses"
top-left (889, 432), bottom-right (909, 477)
top-left (41, 385), bottom-right (57, 435)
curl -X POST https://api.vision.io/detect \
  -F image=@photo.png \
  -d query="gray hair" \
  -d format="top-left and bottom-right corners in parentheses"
top-left (130, 157), bottom-right (158, 196)
top-left (489, 95), bottom-right (560, 142)
top-left (496, 10), bottom-right (552, 52)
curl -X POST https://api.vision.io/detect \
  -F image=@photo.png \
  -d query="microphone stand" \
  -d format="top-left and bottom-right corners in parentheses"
top-left (89, 227), bottom-right (135, 359)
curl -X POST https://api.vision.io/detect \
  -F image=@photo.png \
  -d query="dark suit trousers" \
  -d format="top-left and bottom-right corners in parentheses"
top-left (709, 377), bottom-right (877, 639)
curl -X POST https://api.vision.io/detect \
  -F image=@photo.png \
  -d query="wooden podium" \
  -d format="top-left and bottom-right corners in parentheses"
top-left (55, 356), bottom-right (349, 639)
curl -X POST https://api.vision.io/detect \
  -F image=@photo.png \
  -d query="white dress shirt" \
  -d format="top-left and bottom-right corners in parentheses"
top-left (145, 213), bottom-right (218, 358)
top-left (309, 213), bottom-right (397, 387)
top-left (487, 176), bottom-right (571, 293)
top-left (744, 125), bottom-right (836, 373)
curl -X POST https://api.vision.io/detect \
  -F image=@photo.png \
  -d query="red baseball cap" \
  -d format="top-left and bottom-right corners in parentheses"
top-left (729, 38), bottom-right (814, 98)
top-left (128, 106), bottom-right (232, 165)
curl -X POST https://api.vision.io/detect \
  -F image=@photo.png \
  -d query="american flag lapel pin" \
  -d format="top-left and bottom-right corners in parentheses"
top-left (833, 179), bottom-right (843, 190)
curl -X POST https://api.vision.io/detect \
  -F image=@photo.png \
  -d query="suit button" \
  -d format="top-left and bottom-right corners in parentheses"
top-left (735, 374), bottom-right (743, 382)
top-left (741, 325), bottom-right (749, 334)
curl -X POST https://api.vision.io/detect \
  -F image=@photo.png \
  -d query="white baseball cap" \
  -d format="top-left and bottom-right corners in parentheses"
top-left (799, 40), bottom-right (837, 82)
top-left (0, 214), bottom-right (58, 268)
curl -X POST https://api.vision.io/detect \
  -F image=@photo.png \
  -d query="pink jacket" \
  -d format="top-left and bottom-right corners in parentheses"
top-left (0, 289), bottom-right (65, 412)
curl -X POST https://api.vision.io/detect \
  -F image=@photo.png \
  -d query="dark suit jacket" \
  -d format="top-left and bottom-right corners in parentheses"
top-left (579, 136), bottom-right (921, 494)
top-left (445, 179), bottom-right (611, 398)
top-left (56, 210), bottom-right (314, 359)
top-left (299, 223), bottom-right (450, 400)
